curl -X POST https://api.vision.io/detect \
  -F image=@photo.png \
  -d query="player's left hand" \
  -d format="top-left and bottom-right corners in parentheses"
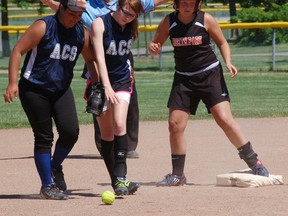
top-left (226, 63), bottom-right (238, 78)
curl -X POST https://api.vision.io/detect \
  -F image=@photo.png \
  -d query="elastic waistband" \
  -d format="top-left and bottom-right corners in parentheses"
top-left (176, 61), bottom-right (219, 76)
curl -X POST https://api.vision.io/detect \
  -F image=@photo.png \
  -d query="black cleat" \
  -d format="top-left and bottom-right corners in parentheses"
top-left (52, 165), bottom-right (67, 191)
top-left (40, 183), bottom-right (68, 200)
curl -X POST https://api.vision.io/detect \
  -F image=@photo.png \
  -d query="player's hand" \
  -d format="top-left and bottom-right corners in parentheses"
top-left (130, 67), bottom-right (135, 86)
top-left (149, 42), bottom-right (161, 56)
top-left (40, 0), bottom-right (51, 6)
top-left (104, 86), bottom-right (119, 105)
top-left (226, 63), bottom-right (238, 78)
top-left (3, 84), bottom-right (18, 103)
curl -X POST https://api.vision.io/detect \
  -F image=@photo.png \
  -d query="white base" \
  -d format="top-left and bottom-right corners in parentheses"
top-left (216, 169), bottom-right (284, 187)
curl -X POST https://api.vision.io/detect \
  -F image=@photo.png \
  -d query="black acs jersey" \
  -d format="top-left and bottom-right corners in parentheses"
top-left (100, 13), bottom-right (132, 84)
top-left (21, 15), bottom-right (85, 92)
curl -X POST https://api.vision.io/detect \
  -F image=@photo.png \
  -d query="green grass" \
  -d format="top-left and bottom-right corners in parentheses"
top-left (1, 71), bottom-right (288, 129)
top-left (132, 43), bottom-right (288, 72)
top-left (1, 6), bottom-right (287, 129)
top-left (2, 35), bottom-right (288, 72)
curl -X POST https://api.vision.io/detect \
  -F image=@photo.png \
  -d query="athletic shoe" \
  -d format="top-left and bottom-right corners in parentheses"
top-left (127, 150), bottom-right (139, 159)
top-left (52, 165), bottom-right (67, 191)
top-left (114, 178), bottom-right (129, 196)
top-left (157, 174), bottom-right (187, 186)
top-left (251, 160), bottom-right (269, 177)
top-left (114, 178), bottom-right (140, 195)
top-left (126, 181), bottom-right (140, 194)
top-left (40, 183), bottom-right (68, 200)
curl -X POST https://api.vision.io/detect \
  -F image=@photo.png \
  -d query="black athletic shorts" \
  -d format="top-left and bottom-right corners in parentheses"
top-left (167, 64), bottom-right (230, 115)
top-left (112, 78), bottom-right (133, 93)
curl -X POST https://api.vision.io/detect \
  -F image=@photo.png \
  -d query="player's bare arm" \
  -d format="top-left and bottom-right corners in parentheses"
top-left (154, 0), bottom-right (169, 7)
top-left (41, 0), bottom-right (60, 12)
top-left (204, 13), bottom-right (238, 77)
top-left (81, 27), bottom-right (100, 82)
top-left (91, 18), bottom-right (119, 104)
top-left (149, 15), bottom-right (169, 56)
top-left (3, 21), bottom-right (46, 103)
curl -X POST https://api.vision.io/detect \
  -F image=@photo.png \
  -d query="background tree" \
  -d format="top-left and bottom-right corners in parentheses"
top-left (239, 0), bottom-right (288, 45)
top-left (240, 0), bottom-right (288, 9)
top-left (228, 0), bottom-right (239, 41)
top-left (1, 0), bottom-right (45, 58)
top-left (1, 0), bottom-right (11, 57)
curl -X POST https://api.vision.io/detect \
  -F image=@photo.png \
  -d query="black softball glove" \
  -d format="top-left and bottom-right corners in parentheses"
top-left (86, 82), bottom-right (106, 116)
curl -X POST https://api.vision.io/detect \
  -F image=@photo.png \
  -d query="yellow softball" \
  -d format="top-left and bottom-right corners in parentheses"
top-left (101, 191), bottom-right (115, 205)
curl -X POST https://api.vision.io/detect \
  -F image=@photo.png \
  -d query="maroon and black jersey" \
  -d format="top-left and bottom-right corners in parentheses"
top-left (169, 11), bottom-right (218, 73)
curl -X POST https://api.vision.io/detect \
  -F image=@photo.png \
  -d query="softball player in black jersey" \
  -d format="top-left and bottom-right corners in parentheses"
top-left (149, 0), bottom-right (269, 186)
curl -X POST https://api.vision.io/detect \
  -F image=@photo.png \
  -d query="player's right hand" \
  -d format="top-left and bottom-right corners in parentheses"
top-left (226, 62), bottom-right (238, 78)
top-left (104, 86), bottom-right (119, 105)
top-left (3, 84), bottom-right (18, 103)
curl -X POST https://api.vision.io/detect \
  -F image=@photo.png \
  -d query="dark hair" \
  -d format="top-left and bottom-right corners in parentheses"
top-left (60, 0), bottom-right (69, 9)
top-left (173, 0), bottom-right (179, 8)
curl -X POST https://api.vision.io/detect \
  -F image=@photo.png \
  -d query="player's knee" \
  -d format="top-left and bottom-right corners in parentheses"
top-left (34, 140), bottom-right (53, 153)
top-left (34, 133), bottom-right (53, 153)
top-left (169, 119), bottom-right (186, 134)
top-left (113, 122), bottom-right (126, 135)
top-left (215, 115), bottom-right (236, 132)
top-left (58, 127), bottom-right (79, 148)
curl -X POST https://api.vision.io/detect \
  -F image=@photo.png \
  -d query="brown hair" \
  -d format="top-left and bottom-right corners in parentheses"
top-left (118, 0), bottom-right (143, 40)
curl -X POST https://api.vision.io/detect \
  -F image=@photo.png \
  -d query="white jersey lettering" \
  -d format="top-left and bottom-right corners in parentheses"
top-left (118, 40), bottom-right (127, 55)
top-left (106, 39), bottom-right (132, 56)
top-left (50, 43), bottom-right (78, 61)
top-left (126, 39), bottom-right (132, 54)
top-left (69, 46), bottom-right (77, 61)
top-left (106, 41), bottom-right (117, 55)
top-left (61, 45), bottom-right (70, 60)
top-left (50, 43), bottom-right (61, 59)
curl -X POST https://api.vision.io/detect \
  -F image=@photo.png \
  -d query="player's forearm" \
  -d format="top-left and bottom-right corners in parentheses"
top-left (98, 65), bottom-right (110, 88)
top-left (154, 0), bottom-right (169, 7)
top-left (41, 0), bottom-right (59, 12)
top-left (86, 60), bottom-right (100, 83)
top-left (219, 43), bottom-right (232, 65)
top-left (8, 51), bottom-right (21, 85)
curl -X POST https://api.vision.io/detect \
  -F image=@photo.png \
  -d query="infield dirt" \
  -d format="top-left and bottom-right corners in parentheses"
top-left (1, 118), bottom-right (287, 216)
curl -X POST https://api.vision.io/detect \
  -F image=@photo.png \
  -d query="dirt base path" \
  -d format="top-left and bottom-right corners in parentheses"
top-left (1, 118), bottom-right (287, 216)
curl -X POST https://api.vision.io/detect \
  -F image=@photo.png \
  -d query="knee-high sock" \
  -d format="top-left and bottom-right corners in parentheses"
top-left (51, 145), bottom-right (72, 168)
top-left (114, 134), bottom-right (128, 178)
top-left (101, 139), bottom-right (115, 185)
top-left (34, 152), bottom-right (52, 187)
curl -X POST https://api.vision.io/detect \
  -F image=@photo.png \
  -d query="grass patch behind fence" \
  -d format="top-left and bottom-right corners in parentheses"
top-left (1, 71), bottom-right (288, 129)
